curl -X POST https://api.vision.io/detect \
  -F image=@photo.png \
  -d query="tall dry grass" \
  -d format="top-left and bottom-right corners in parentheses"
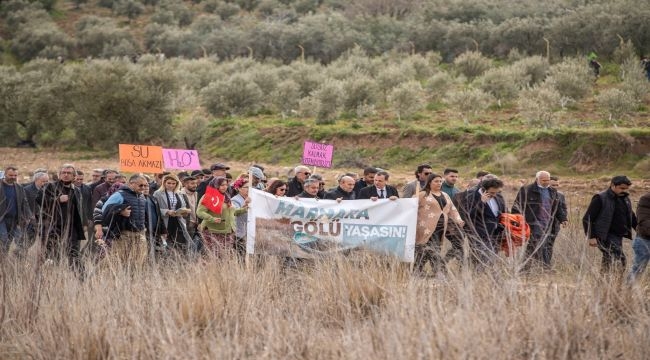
top-left (1, 191), bottom-right (649, 359)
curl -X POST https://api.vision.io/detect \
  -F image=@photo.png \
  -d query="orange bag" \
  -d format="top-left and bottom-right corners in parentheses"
top-left (499, 213), bottom-right (531, 256)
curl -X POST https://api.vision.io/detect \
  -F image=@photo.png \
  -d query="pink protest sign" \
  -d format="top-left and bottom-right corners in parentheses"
top-left (302, 141), bottom-right (334, 168)
top-left (162, 148), bottom-right (202, 170)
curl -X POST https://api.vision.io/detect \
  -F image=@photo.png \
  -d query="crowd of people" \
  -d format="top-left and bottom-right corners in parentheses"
top-left (0, 163), bottom-right (648, 283)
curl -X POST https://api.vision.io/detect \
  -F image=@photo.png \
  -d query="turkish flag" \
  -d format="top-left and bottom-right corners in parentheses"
top-left (201, 186), bottom-right (224, 214)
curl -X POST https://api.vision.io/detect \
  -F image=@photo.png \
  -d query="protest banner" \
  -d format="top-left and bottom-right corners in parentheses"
top-left (246, 189), bottom-right (417, 262)
top-left (162, 148), bottom-right (201, 170)
top-left (118, 144), bottom-right (164, 173)
top-left (302, 141), bottom-right (334, 168)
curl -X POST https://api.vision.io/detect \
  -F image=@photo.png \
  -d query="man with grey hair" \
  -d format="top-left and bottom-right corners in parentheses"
top-left (512, 170), bottom-right (568, 271)
top-left (23, 171), bottom-right (49, 251)
top-left (37, 164), bottom-right (85, 273)
top-left (287, 165), bottom-right (312, 197)
top-left (99, 174), bottom-right (149, 268)
top-left (296, 177), bottom-right (320, 199)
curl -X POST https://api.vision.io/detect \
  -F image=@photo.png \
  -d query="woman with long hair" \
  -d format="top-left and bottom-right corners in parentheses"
top-left (153, 174), bottom-right (191, 254)
top-left (197, 176), bottom-right (249, 258)
top-left (415, 173), bottom-right (464, 275)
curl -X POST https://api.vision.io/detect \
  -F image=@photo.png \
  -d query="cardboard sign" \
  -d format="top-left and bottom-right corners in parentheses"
top-left (119, 144), bottom-right (164, 173)
top-left (302, 141), bottom-right (334, 168)
top-left (163, 148), bottom-right (201, 170)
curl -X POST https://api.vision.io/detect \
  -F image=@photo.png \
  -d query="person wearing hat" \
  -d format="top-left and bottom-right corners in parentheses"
top-left (248, 166), bottom-right (266, 190)
top-left (197, 163), bottom-right (230, 201)
top-left (191, 170), bottom-right (205, 183)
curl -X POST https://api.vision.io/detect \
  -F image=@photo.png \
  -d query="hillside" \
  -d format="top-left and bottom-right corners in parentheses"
top-left (1, 0), bottom-right (649, 177)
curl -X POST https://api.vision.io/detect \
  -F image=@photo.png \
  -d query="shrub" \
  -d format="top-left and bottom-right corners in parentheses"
top-left (545, 58), bottom-right (592, 101)
top-left (425, 72), bottom-right (455, 101)
top-left (201, 73), bottom-right (263, 116)
top-left (517, 85), bottom-right (562, 128)
top-left (595, 88), bottom-right (637, 124)
top-left (75, 16), bottom-right (138, 58)
top-left (114, 0), bottom-right (145, 21)
top-left (376, 63), bottom-right (415, 100)
top-left (612, 39), bottom-right (637, 65)
top-left (272, 79), bottom-right (301, 118)
top-left (620, 57), bottom-right (650, 103)
top-left (476, 65), bottom-right (529, 105)
top-left (387, 80), bottom-right (425, 121)
top-left (11, 22), bottom-right (73, 61)
top-left (342, 74), bottom-right (380, 112)
top-left (313, 79), bottom-right (344, 124)
top-left (403, 54), bottom-right (436, 80)
top-left (444, 88), bottom-right (493, 125)
top-left (453, 51), bottom-right (492, 80)
top-left (511, 55), bottom-right (549, 86)
top-left (289, 61), bottom-right (325, 98)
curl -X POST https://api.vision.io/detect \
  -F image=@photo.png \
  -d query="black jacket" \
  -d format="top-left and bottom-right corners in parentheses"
top-left (467, 188), bottom-right (506, 243)
top-left (583, 188), bottom-right (637, 240)
top-left (637, 193), bottom-right (650, 239)
top-left (511, 183), bottom-right (567, 236)
top-left (324, 186), bottom-right (355, 200)
top-left (286, 177), bottom-right (304, 198)
top-left (357, 185), bottom-right (399, 200)
top-left (37, 181), bottom-right (85, 242)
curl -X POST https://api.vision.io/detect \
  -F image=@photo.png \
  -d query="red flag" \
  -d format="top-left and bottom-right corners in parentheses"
top-left (201, 186), bottom-right (224, 214)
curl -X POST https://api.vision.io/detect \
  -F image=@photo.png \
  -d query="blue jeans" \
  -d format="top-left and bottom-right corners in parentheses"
top-left (628, 235), bottom-right (650, 282)
top-left (0, 217), bottom-right (24, 254)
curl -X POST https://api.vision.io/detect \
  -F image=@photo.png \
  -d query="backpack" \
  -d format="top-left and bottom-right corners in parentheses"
top-left (499, 213), bottom-right (531, 256)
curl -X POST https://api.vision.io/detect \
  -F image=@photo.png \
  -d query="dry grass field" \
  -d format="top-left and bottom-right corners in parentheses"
top-left (1, 148), bottom-right (650, 359)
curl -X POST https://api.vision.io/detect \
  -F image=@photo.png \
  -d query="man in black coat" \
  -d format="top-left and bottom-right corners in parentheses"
top-left (583, 175), bottom-right (637, 274)
top-left (512, 171), bottom-right (568, 270)
top-left (467, 178), bottom-right (506, 271)
top-left (0, 166), bottom-right (32, 257)
top-left (353, 167), bottom-right (378, 198)
top-left (357, 170), bottom-right (399, 200)
top-left (324, 175), bottom-right (356, 201)
top-left (37, 164), bottom-right (86, 272)
top-left (286, 165), bottom-right (312, 198)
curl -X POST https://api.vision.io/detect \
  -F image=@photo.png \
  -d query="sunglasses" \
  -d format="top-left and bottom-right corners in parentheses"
top-left (278, 188), bottom-right (287, 191)
top-left (137, 184), bottom-right (148, 188)
top-left (423, 172), bottom-right (432, 176)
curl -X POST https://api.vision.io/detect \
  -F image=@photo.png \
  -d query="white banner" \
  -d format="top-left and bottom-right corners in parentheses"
top-left (247, 189), bottom-right (418, 262)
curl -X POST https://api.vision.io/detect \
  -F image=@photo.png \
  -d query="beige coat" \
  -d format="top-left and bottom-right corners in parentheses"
top-left (415, 191), bottom-right (463, 245)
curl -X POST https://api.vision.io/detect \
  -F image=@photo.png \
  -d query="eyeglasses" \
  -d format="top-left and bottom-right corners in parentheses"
top-left (137, 184), bottom-right (148, 188)
top-left (423, 172), bottom-right (432, 176)
top-left (301, 172), bottom-right (311, 176)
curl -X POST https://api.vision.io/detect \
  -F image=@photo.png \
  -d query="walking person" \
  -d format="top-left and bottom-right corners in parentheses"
top-left (512, 171), bottom-right (568, 271)
top-left (153, 174), bottom-right (192, 255)
top-left (37, 164), bottom-right (86, 274)
top-left (628, 192), bottom-right (650, 282)
top-left (583, 176), bottom-right (637, 274)
top-left (414, 173), bottom-right (464, 276)
top-left (197, 177), bottom-right (249, 258)
top-left (0, 166), bottom-right (32, 258)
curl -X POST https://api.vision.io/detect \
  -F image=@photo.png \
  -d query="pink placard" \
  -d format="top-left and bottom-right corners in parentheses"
top-left (302, 141), bottom-right (334, 168)
top-left (162, 148), bottom-right (202, 170)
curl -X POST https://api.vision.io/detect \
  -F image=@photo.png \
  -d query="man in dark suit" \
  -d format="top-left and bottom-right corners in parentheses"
top-left (467, 178), bottom-right (506, 271)
top-left (353, 167), bottom-right (378, 198)
top-left (512, 171), bottom-right (568, 271)
top-left (357, 170), bottom-right (399, 200)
